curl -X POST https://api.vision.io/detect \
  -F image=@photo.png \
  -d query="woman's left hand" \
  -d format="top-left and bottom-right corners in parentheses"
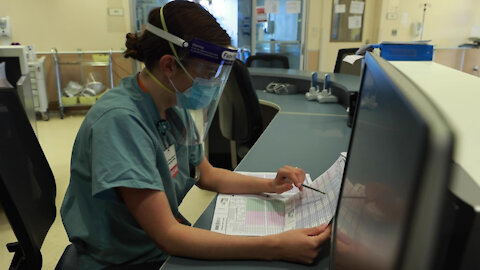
top-left (270, 166), bottom-right (306, 194)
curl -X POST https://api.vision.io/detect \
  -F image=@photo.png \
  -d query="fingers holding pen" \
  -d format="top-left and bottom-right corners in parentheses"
top-left (276, 165), bottom-right (306, 191)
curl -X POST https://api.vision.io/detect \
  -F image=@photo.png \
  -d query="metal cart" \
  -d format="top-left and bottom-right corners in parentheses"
top-left (51, 48), bottom-right (114, 119)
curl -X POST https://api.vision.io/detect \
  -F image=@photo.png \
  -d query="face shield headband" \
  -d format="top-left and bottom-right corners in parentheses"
top-left (145, 6), bottom-right (237, 146)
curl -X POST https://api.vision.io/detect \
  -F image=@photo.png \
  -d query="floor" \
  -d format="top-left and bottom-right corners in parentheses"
top-left (0, 112), bottom-right (216, 269)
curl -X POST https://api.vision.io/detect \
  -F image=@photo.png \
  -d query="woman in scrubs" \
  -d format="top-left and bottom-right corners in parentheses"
top-left (60, 2), bottom-right (330, 269)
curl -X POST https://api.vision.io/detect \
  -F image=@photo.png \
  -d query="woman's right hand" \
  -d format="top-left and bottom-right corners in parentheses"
top-left (269, 224), bottom-right (331, 264)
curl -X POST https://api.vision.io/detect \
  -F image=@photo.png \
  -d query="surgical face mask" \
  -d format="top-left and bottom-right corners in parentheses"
top-left (169, 77), bottom-right (221, 110)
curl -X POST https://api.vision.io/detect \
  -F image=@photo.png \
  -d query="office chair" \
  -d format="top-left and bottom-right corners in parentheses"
top-left (246, 53), bottom-right (290, 69)
top-left (0, 87), bottom-right (77, 270)
top-left (216, 59), bottom-right (264, 169)
top-left (334, 48), bottom-right (362, 75)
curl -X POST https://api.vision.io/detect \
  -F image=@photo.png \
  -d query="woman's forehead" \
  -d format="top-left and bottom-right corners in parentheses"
top-left (187, 58), bottom-right (220, 69)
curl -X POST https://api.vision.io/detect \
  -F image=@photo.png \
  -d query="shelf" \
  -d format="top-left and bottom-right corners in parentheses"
top-left (82, 62), bottom-right (110, 67)
top-left (57, 61), bottom-right (110, 67)
top-left (61, 103), bottom-right (95, 108)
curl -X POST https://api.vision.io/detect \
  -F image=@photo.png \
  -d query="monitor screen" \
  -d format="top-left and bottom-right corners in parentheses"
top-left (331, 53), bottom-right (453, 270)
top-left (0, 86), bottom-right (56, 248)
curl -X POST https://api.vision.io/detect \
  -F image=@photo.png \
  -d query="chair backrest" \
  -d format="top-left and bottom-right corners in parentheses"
top-left (246, 54), bottom-right (290, 69)
top-left (334, 48), bottom-right (362, 75)
top-left (217, 59), bottom-right (263, 153)
top-left (0, 87), bottom-right (56, 269)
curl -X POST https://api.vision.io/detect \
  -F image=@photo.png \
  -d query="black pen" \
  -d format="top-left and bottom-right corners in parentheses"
top-left (301, 184), bottom-right (326, 194)
top-left (282, 177), bottom-right (326, 195)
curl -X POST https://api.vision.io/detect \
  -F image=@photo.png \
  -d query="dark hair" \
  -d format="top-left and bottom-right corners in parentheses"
top-left (124, 1), bottom-right (231, 70)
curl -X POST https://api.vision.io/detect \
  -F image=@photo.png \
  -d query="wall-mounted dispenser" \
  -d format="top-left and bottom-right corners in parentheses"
top-left (0, 16), bottom-right (11, 37)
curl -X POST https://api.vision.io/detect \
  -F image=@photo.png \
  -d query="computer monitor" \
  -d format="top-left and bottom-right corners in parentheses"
top-left (0, 56), bottom-right (22, 87)
top-left (0, 86), bottom-right (56, 269)
top-left (334, 48), bottom-right (362, 76)
top-left (331, 52), bottom-right (454, 270)
top-left (0, 46), bottom-right (28, 75)
top-left (0, 47), bottom-right (37, 134)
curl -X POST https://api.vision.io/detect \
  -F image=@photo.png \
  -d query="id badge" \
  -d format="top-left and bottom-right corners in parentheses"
top-left (164, 144), bottom-right (179, 178)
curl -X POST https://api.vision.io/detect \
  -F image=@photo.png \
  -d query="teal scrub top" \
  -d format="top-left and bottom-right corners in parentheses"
top-left (60, 75), bottom-right (204, 269)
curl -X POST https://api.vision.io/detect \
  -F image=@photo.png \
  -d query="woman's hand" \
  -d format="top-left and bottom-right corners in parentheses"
top-left (270, 165), bottom-right (306, 193)
top-left (268, 224), bottom-right (331, 264)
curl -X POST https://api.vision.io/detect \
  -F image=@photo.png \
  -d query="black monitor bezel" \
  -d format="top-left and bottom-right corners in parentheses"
top-left (330, 52), bottom-right (454, 270)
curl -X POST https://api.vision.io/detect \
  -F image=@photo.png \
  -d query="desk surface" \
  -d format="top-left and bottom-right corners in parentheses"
top-left (256, 90), bottom-right (348, 116)
top-left (161, 76), bottom-right (358, 269)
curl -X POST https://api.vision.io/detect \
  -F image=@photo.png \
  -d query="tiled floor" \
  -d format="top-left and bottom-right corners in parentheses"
top-left (0, 112), bottom-right (215, 269)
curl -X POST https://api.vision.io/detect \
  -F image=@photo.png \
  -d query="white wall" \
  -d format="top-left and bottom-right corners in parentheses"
top-left (2, 0), bottom-right (478, 66)
top-left (377, 0), bottom-right (480, 47)
top-left (0, 0), bottom-right (130, 52)
top-left (304, 0), bottom-right (480, 72)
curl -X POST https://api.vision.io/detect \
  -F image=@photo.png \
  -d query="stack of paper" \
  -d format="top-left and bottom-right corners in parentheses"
top-left (211, 154), bottom-right (346, 236)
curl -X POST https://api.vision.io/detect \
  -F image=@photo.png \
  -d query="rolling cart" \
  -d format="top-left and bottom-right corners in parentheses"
top-left (51, 48), bottom-right (114, 119)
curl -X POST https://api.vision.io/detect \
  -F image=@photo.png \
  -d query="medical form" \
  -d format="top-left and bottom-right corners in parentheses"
top-left (211, 154), bottom-right (346, 236)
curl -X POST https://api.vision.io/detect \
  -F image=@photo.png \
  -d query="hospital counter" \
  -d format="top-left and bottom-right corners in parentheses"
top-left (249, 67), bottom-right (361, 109)
top-left (249, 67), bottom-right (361, 93)
top-left (160, 69), bottom-right (361, 270)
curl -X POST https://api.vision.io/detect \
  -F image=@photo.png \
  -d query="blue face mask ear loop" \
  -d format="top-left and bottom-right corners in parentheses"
top-left (159, 6), bottom-right (195, 82)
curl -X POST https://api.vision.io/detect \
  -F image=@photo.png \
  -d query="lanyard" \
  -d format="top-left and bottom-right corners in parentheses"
top-left (138, 73), bottom-right (179, 179)
top-left (138, 73), bottom-right (171, 149)
top-left (157, 120), bottom-right (171, 149)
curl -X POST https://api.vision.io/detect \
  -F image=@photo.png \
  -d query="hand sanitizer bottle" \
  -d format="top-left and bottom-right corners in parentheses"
top-left (305, 72), bottom-right (319, 101)
top-left (317, 74), bottom-right (338, 103)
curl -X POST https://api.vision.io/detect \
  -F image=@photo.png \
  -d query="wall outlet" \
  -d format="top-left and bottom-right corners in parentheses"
top-left (108, 8), bottom-right (124, 16)
top-left (386, 12), bottom-right (398, 20)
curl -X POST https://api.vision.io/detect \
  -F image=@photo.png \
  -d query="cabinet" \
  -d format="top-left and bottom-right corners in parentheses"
top-left (51, 48), bottom-right (114, 119)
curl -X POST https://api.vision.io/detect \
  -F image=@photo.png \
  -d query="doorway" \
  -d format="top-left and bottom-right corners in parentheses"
top-left (252, 0), bottom-right (307, 70)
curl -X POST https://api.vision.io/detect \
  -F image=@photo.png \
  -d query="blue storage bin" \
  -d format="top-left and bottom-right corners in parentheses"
top-left (371, 43), bottom-right (434, 61)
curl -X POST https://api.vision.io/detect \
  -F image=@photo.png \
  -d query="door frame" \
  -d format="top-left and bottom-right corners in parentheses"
top-left (250, 0), bottom-right (309, 70)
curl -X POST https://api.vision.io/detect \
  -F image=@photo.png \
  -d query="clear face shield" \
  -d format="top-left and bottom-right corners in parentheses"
top-left (145, 7), bottom-right (237, 146)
